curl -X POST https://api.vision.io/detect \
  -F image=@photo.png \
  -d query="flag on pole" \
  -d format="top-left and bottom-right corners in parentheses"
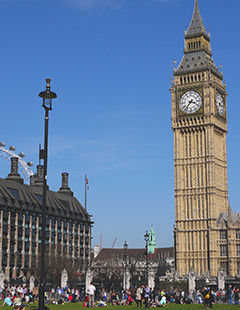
top-left (85, 175), bottom-right (89, 190)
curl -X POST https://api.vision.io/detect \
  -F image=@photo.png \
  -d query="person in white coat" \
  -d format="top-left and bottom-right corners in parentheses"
top-left (87, 282), bottom-right (96, 307)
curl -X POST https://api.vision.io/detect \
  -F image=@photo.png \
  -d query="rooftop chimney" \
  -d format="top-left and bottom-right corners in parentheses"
top-left (6, 157), bottom-right (23, 184)
top-left (32, 165), bottom-right (49, 190)
top-left (30, 174), bottom-right (37, 186)
top-left (58, 173), bottom-right (73, 196)
top-left (94, 245), bottom-right (100, 258)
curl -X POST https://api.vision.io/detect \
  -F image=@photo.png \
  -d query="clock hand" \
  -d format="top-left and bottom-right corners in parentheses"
top-left (186, 99), bottom-right (194, 108)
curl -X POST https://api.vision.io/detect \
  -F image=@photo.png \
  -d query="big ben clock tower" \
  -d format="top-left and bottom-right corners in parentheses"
top-left (171, 0), bottom-right (229, 276)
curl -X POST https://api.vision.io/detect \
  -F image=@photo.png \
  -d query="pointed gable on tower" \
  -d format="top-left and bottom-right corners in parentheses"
top-left (186, 0), bottom-right (208, 38)
top-left (174, 0), bottom-right (222, 79)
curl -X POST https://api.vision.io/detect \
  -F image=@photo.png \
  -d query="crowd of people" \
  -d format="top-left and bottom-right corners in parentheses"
top-left (91, 285), bottom-right (240, 307)
top-left (0, 283), bottom-right (239, 308)
top-left (0, 284), bottom-right (39, 310)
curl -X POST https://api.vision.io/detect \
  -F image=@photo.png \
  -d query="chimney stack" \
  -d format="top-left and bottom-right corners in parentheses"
top-left (30, 174), bottom-right (37, 185)
top-left (6, 157), bottom-right (23, 184)
top-left (32, 165), bottom-right (48, 189)
top-left (58, 173), bottom-right (73, 196)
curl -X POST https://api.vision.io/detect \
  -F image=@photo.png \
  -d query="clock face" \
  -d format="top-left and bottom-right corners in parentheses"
top-left (216, 93), bottom-right (224, 116)
top-left (179, 91), bottom-right (202, 114)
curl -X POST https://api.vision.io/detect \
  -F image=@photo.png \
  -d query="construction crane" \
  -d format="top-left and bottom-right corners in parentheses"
top-left (112, 237), bottom-right (118, 248)
top-left (100, 234), bottom-right (102, 250)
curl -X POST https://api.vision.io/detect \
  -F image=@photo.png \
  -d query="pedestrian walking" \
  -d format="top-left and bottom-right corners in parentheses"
top-left (136, 285), bottom-right (143, 308)
top-left (144, 285), bottom-right (150, 308)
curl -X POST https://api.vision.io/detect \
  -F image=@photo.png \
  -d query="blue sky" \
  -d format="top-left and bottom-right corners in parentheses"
top-left (0, 0), bottom-right (239, 249)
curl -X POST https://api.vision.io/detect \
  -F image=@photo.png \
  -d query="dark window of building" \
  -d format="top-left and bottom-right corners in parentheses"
top-left (58, 233), bottom-right (61, 241)
top-left (17, 254), bottom-right (22, 268)
top-left (236, 231), bottom-right (240, 239)
top-left (2, 254), bottom-right (7, 266)
top-left (7, 188), bottom-right (20, 200)
top-left (32, 229), bottom-right (36, 238)
top-left (35, 194), bottom-right (43, 203)
top-left (24, 254), bottom-right (29, 266)
top-left (18, 213), bottom-right (23, 221)
top-left (220, 245), bottom-right (227, 257)
top-left (237, 261), bottom-right (240, 275)
top-left (220, 231), bottom-right (227, 240)
top-left (3, 209), bottom-right (8, 223)
top-left (32, 256), bottom-right (36, 268)
top-left (220, 261), bottom-right (227, 271)
top-left (32, 213), bottom-right (36, 223)
top-left (74, 236), bottom-right (78, 246)
top-left (237, 245), bottom-right (240, 257)
top-left (17, 241), bottom-right (22, 251)
top-left (25, 212), bottom-right (30, 222)
top-left (25, 242), bottom-right (30, 251)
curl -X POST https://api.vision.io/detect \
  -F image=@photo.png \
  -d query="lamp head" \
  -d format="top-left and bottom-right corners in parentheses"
top-left (144, 231), bottom-right (149, 242)
top-left (124, 241), bottom-right (128, 251)
top-left (39, 78), bottom-right (57, 110)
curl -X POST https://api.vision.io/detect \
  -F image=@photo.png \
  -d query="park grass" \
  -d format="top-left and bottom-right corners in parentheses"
top-left (1, 301), bottom-right (239, 310)
top-left (32, 303), bottom-right (240, 310)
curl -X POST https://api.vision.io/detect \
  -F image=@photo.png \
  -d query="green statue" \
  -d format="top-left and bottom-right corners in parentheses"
top-left (148, 226), bottom-right (156, 254)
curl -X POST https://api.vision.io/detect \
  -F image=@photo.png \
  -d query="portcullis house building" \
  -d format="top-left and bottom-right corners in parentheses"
top-left (0, 157), bottom-right (93, 281)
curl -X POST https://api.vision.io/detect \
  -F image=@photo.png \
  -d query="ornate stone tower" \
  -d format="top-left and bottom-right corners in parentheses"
top-left (171, 0), bottom-right (229, 276)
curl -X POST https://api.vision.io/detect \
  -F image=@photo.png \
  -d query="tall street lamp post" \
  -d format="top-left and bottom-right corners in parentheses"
top-left (144, 231), bottom-right (149, 286)
top-left (38, 79), bottom-right (57, 310)
top-left (124, 241), bottom-right (128, 290)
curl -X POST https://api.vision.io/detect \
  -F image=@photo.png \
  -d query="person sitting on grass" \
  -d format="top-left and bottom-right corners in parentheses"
top-left (13, 294), bottom-right (22, 307)
top-left (1, 294), bottom-right (12, 307)
top-left (13, 306), bottom-right (25, 310)
top-left (83, 294), bottom-right (89, 308)
top-left (151, 295), bottom-right (166, 308)
top-left (97, 301), bottom-right (108, 307)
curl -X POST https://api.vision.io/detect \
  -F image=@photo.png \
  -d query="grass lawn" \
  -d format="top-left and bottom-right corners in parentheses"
top-left (29, 303), bottom-right (239, 310)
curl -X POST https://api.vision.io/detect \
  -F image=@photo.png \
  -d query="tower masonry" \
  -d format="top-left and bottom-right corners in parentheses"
top-left (171, 0), bottom-right (240, 277)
